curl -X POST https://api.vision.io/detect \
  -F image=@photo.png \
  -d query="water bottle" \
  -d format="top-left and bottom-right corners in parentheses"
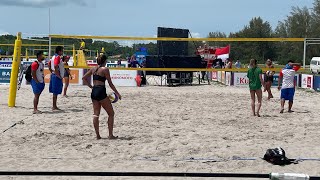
top-left (270, 173), bottom-right (310, 180)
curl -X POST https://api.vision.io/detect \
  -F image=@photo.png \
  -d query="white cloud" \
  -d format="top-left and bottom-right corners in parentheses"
top-left (0, 0), bottom-right (88, 7)
top-left (92, 34), bottom-right (158, 47)
top-left (0, 30), bottom-right (10, 36)
top-left (190, 32), bottom-right (201, 38)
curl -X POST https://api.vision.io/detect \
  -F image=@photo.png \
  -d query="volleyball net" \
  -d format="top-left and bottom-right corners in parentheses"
top-left (47, 34), bottom-right (309, 73)
top-left (6, 32), bottom-right (311, 107)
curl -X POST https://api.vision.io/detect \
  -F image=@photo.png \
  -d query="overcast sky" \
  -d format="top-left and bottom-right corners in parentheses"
top-left (0, 0), bottom-right (314, 38)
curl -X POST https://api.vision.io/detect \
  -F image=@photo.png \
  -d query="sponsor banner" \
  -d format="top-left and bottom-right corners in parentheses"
top-left (107, 63), bottom-right (126, 68)
top-left (217, 71), bottom-right (222, 82)
top-left (44, 69), bottom-right (80, 84)
top-left (82, 69), bottom-right (92, 85)
top-left (301, 74), bottom-right (314, 89)
top-left (225, 72), bottom-right (232, 86)
top-left (272, 74), bottom-right (280, 87)
top-left (0, 68), bottom-right (11, 84)
top-left (221, 71), bottom-right (226, 84)
top-left (44, 70), bottom-right (51, 83)
top-left (295, 74), bottom-right (300, 87)
top-left (0, 61), bottom-right (33, 68)
top-left (110, 70), bottom-right (137, 87)
top-left (212, 71), bottom-right (218, 81)
top-left (88, 62), bottom-right (97, 67)
top-left (67, 69), bottom-right (80, 84)
top-left (0, 61), bottom-right (12, 68)
top-left (313, 75), bottom-right (320, 92)
top-left (234, 72), bottom-right (249, 87)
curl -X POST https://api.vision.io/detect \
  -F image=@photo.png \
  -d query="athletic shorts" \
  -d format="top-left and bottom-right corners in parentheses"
top-left (64, 69), bottom-right (70, 78)
top-left (91, 85), bottom-right (107, 101)
top-left (264, 75), bottom-right (274, 83)
top-left (31, 79), bottom-right (45, 94)
top-left (281, 88), bottom-right (295, 101)
top-left (49, 73), bottom-right (63, 95)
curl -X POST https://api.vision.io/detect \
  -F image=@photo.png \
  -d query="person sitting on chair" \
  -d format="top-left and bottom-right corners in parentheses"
top-left (80, 39), bottom-right (85, 50)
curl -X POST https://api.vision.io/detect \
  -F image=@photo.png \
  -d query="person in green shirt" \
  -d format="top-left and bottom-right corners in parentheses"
top-left (247, 59), bottom-right (265, 117)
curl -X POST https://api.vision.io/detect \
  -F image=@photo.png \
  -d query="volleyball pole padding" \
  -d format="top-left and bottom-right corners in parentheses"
top-left (8, 32), bottom-right (22, 107)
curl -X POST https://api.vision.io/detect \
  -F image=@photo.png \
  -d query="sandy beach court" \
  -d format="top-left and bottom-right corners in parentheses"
top-left (0, 84), bottom-right (319, 179)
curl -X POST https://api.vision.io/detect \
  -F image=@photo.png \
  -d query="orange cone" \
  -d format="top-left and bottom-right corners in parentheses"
top-left (135, 75), bottom-right (142, 87)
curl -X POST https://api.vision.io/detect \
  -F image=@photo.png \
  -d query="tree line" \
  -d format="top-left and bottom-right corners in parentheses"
top-left (207, 0), bottom-right (320, 65)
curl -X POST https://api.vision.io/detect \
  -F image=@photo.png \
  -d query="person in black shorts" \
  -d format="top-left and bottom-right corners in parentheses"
top-left (264, 59), bottom-right (275, 100)
top-left (62, 56), bottom-right (72, 97)
top-left (82, 55), bottom-right (121, 140)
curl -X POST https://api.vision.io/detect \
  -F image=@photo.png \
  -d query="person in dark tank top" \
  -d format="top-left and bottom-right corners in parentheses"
top-left (82, 55), bottom-right (121, 140)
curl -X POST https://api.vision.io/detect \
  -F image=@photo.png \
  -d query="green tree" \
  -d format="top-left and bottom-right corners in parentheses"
top-left (229, 17), bottom-right (275, 63)
top-left (207, 31), bottom-right (228, 47)
top-left (274, 6), bottom-right (312, 64)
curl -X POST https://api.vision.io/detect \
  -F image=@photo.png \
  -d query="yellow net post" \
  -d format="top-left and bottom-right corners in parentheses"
top-left (8, 32), bottom-right (22, 107)
top-left (72, 44), bottom-right (76, 66)
top-left (25, 48), bottom-right (28, 61)
top-left (76, 50), bottom-right (88, 67)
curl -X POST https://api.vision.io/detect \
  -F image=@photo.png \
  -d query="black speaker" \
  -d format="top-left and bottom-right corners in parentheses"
top-left (146, 55), bottom-right (163, 76)
top-left (146, 56), bottom-right (202, 68)
top-left (163, 56), bottom-right (202, 68)
top-left (157, 27), bottom-right (189, 56)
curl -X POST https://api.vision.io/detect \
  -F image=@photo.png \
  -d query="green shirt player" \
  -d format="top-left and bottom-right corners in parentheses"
top-left (247, 59), bottom-right (265, 117)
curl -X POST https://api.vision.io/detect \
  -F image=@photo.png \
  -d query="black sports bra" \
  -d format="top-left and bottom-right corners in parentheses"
top-left (93, 67), bottom-right (107, 82)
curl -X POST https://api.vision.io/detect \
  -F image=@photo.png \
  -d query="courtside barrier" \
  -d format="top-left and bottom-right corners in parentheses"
top-left (313, 75), bottom-right (320, 91)
top-left (43, 69), bottom-right (82, 85)
top-left (218, 71), bottom-right (222, 83)
top-left (233, 72), bottom-right (249, 87)
top-left (110, 70), bottom-right (138, 87)
top-left (0, 67), bottom-right (11, 84)
top-left (212, 71), bottom-right (218, 81)
top-left (0, 44), bottom-right (71, 47)
top-left (301, 74), bottom-right (314, 89)
top-left (225, 72), bottom-right (232, 86)
top-left (66, 66), bottom-right (306, 73)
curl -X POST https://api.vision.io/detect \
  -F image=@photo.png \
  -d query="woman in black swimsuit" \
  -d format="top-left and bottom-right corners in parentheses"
top-left (62, 56), bottom-right (72, 97)
top-left (82, 55), bottom-right (121, 140)
top-left (264, 59), bottom-right (275, 100)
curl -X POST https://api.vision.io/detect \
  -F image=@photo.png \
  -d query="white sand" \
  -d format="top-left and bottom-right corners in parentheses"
top-left (0, 83), bottom-right (319, 180)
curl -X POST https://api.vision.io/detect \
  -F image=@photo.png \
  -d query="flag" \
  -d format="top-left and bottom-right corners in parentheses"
top-left (215, 45), bottom-right (230, 56)
top-left (215, 45), bottom-right (230, 61)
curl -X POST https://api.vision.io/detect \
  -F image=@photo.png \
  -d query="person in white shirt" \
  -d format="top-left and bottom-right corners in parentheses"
top-left (278, 60), bottom-right (301, 113)
top-left (49, 46), bottom-right (64, 111)
top-left (31, 51), bottom-right (45, 114)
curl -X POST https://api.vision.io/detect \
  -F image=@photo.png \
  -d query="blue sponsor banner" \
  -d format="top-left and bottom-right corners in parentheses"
top-left (0, 61), bottom-right (33, 68)
top-left (0, 61), bottom-right (13, 68)
top-left (313, 75), bottom-right (320, 92)
top-left (0, 68), bottom-right (11, 83)
top-left (135, 49), bottom-right (148, 65)
top-left (272, 74), bottom-right (281, 87)
top-left (0, 62), bottom-right (32, 84)
top-left (106, 63), bottom-right (125, 68)
top-left (23, 61), bottom-right (32, 66)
